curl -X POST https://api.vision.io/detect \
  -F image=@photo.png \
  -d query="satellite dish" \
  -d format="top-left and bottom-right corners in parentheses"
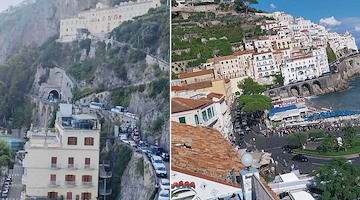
top-left (241, 154), bottom-right (253, 168)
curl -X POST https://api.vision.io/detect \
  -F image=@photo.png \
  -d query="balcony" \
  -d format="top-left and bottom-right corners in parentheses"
top-left (82, 181), bottom-right (93, 187)
top-left (50, 163), bottom-right (61, 169)
top-left (67, 164), bottom-right (77, 170)
top-left (49, 181), bottom-right (60, 187)
top-left (99, 188), bottom-right (112, 196)
top-left (64, 181), bottom-right (76, 187)
top-left (84, 164), bottom-right (94, 170)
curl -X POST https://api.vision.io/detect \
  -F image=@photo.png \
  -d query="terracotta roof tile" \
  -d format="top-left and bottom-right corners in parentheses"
top-left (233, 50), bottom-right (254, 56)
top-left (207, 92), bottom-right (224, 99)
top-left (290, 55), bottom-right (313, 61)
top-left (171, 85), bottom-right (189, 91)
top-left (171, 122), bottom-right (245, 184)
top-left (253, 51), bottom-right (272, 55)
top-left (171, 98), bottom-right (212, 114)
top-left (178, 69), bottom-right (213, 79)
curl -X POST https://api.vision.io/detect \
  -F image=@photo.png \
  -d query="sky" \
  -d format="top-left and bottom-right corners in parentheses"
top-left (253, 0), bottom-right (360, 46)
top-left (0, 0), bottom-right (24, 12)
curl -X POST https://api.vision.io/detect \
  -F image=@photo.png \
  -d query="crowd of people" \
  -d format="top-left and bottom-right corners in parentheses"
top-left (265, 118), bottom-right (360, 137)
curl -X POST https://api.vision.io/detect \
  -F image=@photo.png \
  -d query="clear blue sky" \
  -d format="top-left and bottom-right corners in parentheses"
top-left (253, 0), bottom-right (360, 46)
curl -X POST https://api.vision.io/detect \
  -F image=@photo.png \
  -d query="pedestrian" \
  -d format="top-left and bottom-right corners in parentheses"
top-left (291, 163), bottom-right (295, 171)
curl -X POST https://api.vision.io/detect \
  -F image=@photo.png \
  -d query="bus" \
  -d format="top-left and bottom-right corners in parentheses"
top-left (89, 102), bottom-right (105, 110)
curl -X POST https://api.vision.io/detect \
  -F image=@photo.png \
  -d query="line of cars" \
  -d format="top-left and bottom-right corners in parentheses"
top-left (1, 176), bottom-right (12, 198)
top-left (234, 109), bottom-right (251, 145)
top-left (118, 126), bottom-right (170, 200)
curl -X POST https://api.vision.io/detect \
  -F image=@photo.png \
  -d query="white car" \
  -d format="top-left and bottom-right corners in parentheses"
top-left (151, 155), bottom-right (164, 166)
top-left (129, 141), bottom-right (137, 148)
top-left (159, 179), bottom-right (170, 190)
top-left (158, 189), bottom-right (170, 200)
top-left (153, 163), bottom-right (167, 178)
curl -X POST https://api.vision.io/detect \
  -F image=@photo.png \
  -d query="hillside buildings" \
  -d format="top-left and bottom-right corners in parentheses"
top-left (22, 104), bottom-right (100, 199)
top-left (59, 0), bottom-right (161, 42)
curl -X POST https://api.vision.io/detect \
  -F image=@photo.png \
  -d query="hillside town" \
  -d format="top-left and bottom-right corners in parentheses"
top-left (171, 5), bottom-right (360, 200)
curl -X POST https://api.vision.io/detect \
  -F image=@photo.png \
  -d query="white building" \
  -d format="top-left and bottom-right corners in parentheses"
top-left (312, 47), bottom-right (330, 74)
top-left (282, 55), bottom-right (319, 85)
top-left (23, 104), bottom-right (100, 199)
top-left (269, 104), bottom-right (308, 124)
top-left (327, 31), bottom-right (358, 56)
top-left (59, 0), bottom-right (161, 42)
top-left (253, 51), bottom-right (280, 79)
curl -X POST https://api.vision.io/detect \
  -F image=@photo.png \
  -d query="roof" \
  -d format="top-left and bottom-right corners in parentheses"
top-left (273, 51), bottom-right (283, 55)
top-left (207, 92), bottom-right (224, 100)
top-left (183, 81), bottom-right (213, 90)
top-left (72, 114), bottom-right (97, 120)
top-left (269, 105), bottom-right (297, 116)
top-left (253, 51), bottom-right (272, 56)
top-left (290, 55), bottom-right (313, 61)
top-left (290, 191), bottom-right (315, 200)
top-left (224, 79), bottom-right (230, 83)
top-left (171, 122), bottom-right (245, 184)
top-left (178, 69), bottom-right (213, 79)
top-left (171, 123), bottom-right (280, 200)
top-left (280, 172), bottom-right (299, 183)
top-left (171, 85), bottom-right (189, 91)
top-left (233, 50), bottom-right (254, 56)
top-left (207, 55), bottom-right (237, 63)
top-left (171, 98), bottom-right (212, 114)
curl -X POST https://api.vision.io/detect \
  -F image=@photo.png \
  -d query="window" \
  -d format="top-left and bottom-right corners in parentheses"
top-left (178, 117), bottom-right (186, 124)
top-left (85, 158), bottom-right (91, 168)
top-left (50, 174), bottom-right (56, 181)
top-left (81, 193), bottom-right (92, 200)
top-left (194, 115), bottom-right (199, 125)
top-left (65, 175), bottom-right (76, 181)
top-left (84, 137), bottom-right (94, 146)
top-left (66, 192), bottom-right (72, 200)
top-left (68, 157), bottom-right (74, 168)
top-left (82, 175), bottom-right (92, 182)
top-left (68, 137), bottom-right (77, 145)
top-left (207, 108), bottom-right (213, 119)
top-left (51, 157), bottom-right (57, 164)
top-left (202, 111), bottom-right (208, 122)
top-left (48, 192), bottom-right (58, 199)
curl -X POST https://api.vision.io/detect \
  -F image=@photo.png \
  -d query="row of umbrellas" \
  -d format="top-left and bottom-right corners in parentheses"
top-left (304, 110), bottom-right (360, 121)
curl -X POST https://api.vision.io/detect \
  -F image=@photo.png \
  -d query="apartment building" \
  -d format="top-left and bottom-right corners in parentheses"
top-left (23, 104), bottom-right (100, 200)
top-left (59, 0), bottom-right (160, 42)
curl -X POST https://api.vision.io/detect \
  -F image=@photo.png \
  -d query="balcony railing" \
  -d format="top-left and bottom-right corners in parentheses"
top-left (50, 163), bottom-right (61, 169)
top-left (67, 164), bottom-right (77, 169)
top-left (84, 164), bottom-right (94, 170)
top-left (82, 181), bottom-right (93, 187)
top-left (65, 181), bottom-right (76, 187)
top-left (49, 181), bottom-right (60, 187)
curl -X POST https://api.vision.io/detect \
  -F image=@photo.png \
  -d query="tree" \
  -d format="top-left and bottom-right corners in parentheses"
top-left (238, 94), bottom-right (273, 112)
top-left (234, 0), bottom-right (258, 16)
top-left (0, 140), bottom-right (11, 169)
top-left (272, 74), bottom-right (284, 86)
top-left (308, 129), bottom-right (325, 138)
top-left (237, 77), bottom-right (267, 95)
top-left (321, 134), bottom-right (337, 152)
top-left (313, 158), bottom-right (360, 200)
top-left (287, 132), bottom-right (308, 148)
top-left (171, 0), bottom-right (178, 7)
top-left (343, 126), bottom-right (357, 148)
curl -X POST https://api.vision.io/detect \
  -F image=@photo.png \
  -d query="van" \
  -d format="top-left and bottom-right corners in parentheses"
top-left (151, 155), bottom-right (163, 166)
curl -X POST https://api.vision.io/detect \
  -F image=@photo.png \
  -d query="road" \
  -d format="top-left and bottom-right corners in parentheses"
top-left (237, 127), bottom-right (360, 174)
top-left (3, 163), bottom-right (23, 200)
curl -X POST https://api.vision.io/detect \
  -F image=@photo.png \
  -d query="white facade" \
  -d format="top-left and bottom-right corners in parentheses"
top-left (282, 55), bottom-right (319, 85)
top-left (59, 0), bottom-right (161, 42)
top-left (312, 47), bottom-right (330, 74)
top-left (23, 105), bottom-right (100, 200)
top-left (253, 51), bottom-right (280, 79)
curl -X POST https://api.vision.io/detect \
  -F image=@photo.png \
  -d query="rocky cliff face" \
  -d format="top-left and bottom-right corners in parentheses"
top-left (0, 0), bottom-right (118, 63)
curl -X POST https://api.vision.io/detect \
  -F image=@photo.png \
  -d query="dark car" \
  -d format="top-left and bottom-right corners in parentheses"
top-left (292, 154), bottom-right (308, 162)
top-left (161, 152), bottom-right (170, 162)
top-left (281, 145), bottom-right (294, 153)
top-left (246, 146), bottom-right (258, 152)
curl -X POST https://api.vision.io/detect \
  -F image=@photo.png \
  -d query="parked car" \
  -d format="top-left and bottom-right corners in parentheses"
top-left (153, 163), bottom-right (167, 178)
top-left (316, 146), bottom-right (324, 151)
top-left (129, 141), bottom-right (137, 148)
top-left (158, 189), bottom-right (170, 200)
top-left (159, 178), bottom-right (170, 190)
top-left (161, 152), bottom-right (170, 162)
top-left (246, 146), bottom-right (258, 152)
top-left (292, 154), bottom-right (308, 162)
top-left (151, 155), bottom-right (164, 165)
top-left (151, 146), bottom-right (165, 156)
